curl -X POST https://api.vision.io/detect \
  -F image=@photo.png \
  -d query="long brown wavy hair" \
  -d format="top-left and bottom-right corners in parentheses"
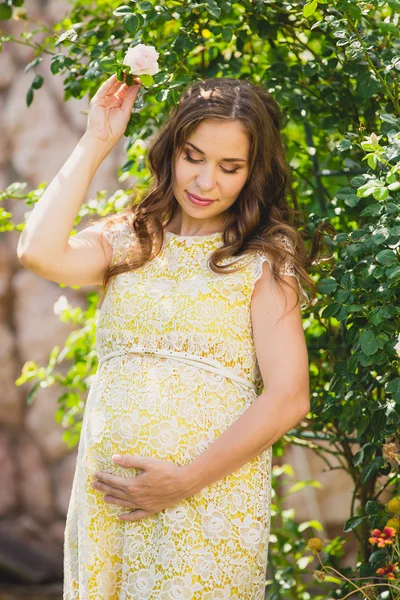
top-left (95, 77), bottom-right (324, 312)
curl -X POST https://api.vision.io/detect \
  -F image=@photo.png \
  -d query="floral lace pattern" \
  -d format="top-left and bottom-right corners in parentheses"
top-left (63, 221), bottom-right (300, 599)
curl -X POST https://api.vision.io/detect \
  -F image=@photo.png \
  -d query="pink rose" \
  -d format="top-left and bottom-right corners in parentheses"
top-left (123, 44), bottom-right (159, 76)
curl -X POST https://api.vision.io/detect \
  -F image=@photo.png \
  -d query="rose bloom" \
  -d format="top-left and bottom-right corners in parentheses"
top-left (123, 44), bottom-right (159, 76)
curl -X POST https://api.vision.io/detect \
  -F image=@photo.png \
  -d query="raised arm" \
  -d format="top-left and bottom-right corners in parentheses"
top-left (17, 73), bottom-right (142, 287)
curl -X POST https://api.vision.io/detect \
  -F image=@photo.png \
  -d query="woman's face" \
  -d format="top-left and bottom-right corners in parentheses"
top-left (172, 119), bottom-right (250, 232)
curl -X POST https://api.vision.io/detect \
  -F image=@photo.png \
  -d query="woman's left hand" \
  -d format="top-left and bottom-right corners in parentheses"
top-left (91, 454), bottom-right (195, 521)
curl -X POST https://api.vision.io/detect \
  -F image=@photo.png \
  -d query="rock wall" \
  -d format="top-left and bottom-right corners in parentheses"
top-left (0, 0), bottom-right (383, 578)
top-left (0, 0), bottom-right (130, 569)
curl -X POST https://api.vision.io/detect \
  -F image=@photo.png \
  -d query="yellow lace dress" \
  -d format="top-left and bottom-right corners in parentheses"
top-left (63, 219), bottom-right (302, 599)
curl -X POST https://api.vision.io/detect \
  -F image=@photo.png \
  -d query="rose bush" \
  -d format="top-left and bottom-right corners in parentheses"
top-left (0, 0), bottom-right (399, 597)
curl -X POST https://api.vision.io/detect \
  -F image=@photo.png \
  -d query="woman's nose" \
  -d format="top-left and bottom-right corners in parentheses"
top-left (196, 169), bottom-right (218, 190)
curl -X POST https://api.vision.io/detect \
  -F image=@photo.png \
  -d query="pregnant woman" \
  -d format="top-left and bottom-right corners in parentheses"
top-left (17, 72), bottom-right (312, 599)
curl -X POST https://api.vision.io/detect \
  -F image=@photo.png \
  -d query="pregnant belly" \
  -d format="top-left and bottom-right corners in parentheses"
top-left (82, 354), bottom-right (256, 477)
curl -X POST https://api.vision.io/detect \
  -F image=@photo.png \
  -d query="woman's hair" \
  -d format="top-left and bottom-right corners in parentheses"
top-left (94, 77), bottom-right (325, 311)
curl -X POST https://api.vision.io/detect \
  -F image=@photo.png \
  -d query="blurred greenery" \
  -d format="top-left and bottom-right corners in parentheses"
top-left (1, 0), bottom-right (400, 596)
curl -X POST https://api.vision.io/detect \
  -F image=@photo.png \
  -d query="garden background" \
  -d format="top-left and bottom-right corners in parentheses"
top-left (0, 0), bottom-right (399, 598)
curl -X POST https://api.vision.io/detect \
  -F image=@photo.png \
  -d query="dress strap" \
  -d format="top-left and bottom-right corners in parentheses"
top-left (98, 345), bottom-right (256, 392)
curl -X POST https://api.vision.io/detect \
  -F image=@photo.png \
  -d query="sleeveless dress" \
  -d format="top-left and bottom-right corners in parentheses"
top-left (63, 220), bottom-right (303, 599)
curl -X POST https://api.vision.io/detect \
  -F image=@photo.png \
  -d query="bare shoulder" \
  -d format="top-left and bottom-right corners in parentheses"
top-left (251, 258), bottom-right (301, 325)
top-left (251, 258), bottom-right (309, 403)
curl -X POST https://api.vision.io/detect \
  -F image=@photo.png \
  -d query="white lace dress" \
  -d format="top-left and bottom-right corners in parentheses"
top-left (63, 220), bottom-right (303, 599)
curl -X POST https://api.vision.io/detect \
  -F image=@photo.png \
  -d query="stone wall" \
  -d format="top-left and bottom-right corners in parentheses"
top-left (0, 0), bottom-right (380, 580)
top-left (0, 0), bottom-right (130, 571)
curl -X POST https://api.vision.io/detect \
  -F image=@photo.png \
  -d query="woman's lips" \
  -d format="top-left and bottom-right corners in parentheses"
top-left (186, 191), bottom-right (215, 206)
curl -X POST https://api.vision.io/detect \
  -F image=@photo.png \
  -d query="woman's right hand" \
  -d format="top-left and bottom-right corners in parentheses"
top-left (85, 72), bottom-right (142, 150)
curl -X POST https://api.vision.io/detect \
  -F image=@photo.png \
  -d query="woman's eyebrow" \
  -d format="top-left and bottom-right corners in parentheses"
top-left (185, 142), bottom-right (247, 163)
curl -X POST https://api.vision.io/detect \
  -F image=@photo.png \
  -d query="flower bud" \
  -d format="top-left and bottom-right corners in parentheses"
top-left (387, 498), bottom-right (400, 514)
top-left (307, 537), bottom-right (323, 552)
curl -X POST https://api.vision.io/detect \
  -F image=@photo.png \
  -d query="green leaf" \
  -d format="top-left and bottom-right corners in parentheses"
top-left (205, 0), bottom-right (221, 18)
top-left (26, 86), bottom-right (34, 107)
top-left (24, 57), bottom-right (43, 73)
top-left (380, 112), bottom-right (400, 126)
top-left (360, 330), bottom-right (379, 356)
top-left (51, 60), bottom-right (63, 74)
top-left (365, 500), bottom-right (383, 515)
top-left (376, 249), bottom-right (397, 265)
top-left (378, 22), bottom-right (400, 37)
top-left (388, 181), bottom-right (400, 191)
top-left (335, 232), bottom-right (349, 242)
top-left (357, 181), bottom-right (380, 197)
top-left (357, 72), bottom-right (380, 99)
top-left (350, 175), bottom-right (367, 187)
top-left (298, 520), bottom-right (324, 532)
top-left (26, 381), bottom-right (41, 406)
top-left (344, 194), bottom-right (361, 207)
top-left (288, 479), bottom-right (324, 493)
top-left (318, 277), bottom-right (338, 294)
top-left (336, 139), bottom-right (352, 152)
top-left (360, 203), bottom-right (382, 217)
top-left (352, 448), bottom-right (364, 467)
top-left (369, 549), bottom-right (387, 565)
top-left (340, 273), bottom-right (356, 289)
top-left (324, 575), bottom-right (343, 584)
top-left (372, 186), bottom-right (389, 201)
top-left (124, 113), bottom-right (139, 137)
top-left (336, 186), bottom-right (356, 200)
top-left (99, 57), bottom-right (117, 73)
top-left (113, 5), bottom-right (133, 16)
top-left (155, 88), bottom-right (171, 102)
top-left (367, 154), bottom-right (378, 170)
top-left (56, 29), bottom-right (78, 46)
top-left (361, 457), bottom-right (385, 483)
top-left (138, 1), bottom-right (154, 10)
top-left (387, 265), bottom-right (400, 280)
top-left (386, 378), bottom-right (400, 401)
top-left (0, 4), bottom-right (12, 19)
top-left (32, 74), bottom-right (44, 89)
top-left (123, 14), bottom-right (140, 35)
top-left (303, 0), bottom-right (317, 18)
top-left (343, 516), bottom-right (366, 532)
top-left (139, 74), bottom-right (153, 87)
top-left (333, 30), bottom-right (348, 39)
top-left (222, 28), bottom-right (233, 42)
top-left (321, 303), bottom-right (341, 318)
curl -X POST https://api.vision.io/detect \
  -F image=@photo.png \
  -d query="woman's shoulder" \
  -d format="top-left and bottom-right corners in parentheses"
top-left (102, 217), bottom-right (135, 260)
top-left (252, 233), bottom-right (296, 277)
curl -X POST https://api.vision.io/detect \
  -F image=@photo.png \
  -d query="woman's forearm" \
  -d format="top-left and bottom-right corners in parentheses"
top-left (183, 389), bottom-right (310, 496)
top-left (17, 133), bottom-right (110, 263)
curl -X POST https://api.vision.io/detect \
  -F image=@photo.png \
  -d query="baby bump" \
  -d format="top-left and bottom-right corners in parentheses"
top-left (82, 355), bottom-right (257, 475)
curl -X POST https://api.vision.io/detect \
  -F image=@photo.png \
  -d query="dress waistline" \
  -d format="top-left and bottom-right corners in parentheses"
top-left (97, 345), bottom-right (256, 391)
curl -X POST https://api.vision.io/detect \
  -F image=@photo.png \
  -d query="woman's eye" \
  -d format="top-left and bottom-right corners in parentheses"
top-left (183, 151), bottom-right (239, 175)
